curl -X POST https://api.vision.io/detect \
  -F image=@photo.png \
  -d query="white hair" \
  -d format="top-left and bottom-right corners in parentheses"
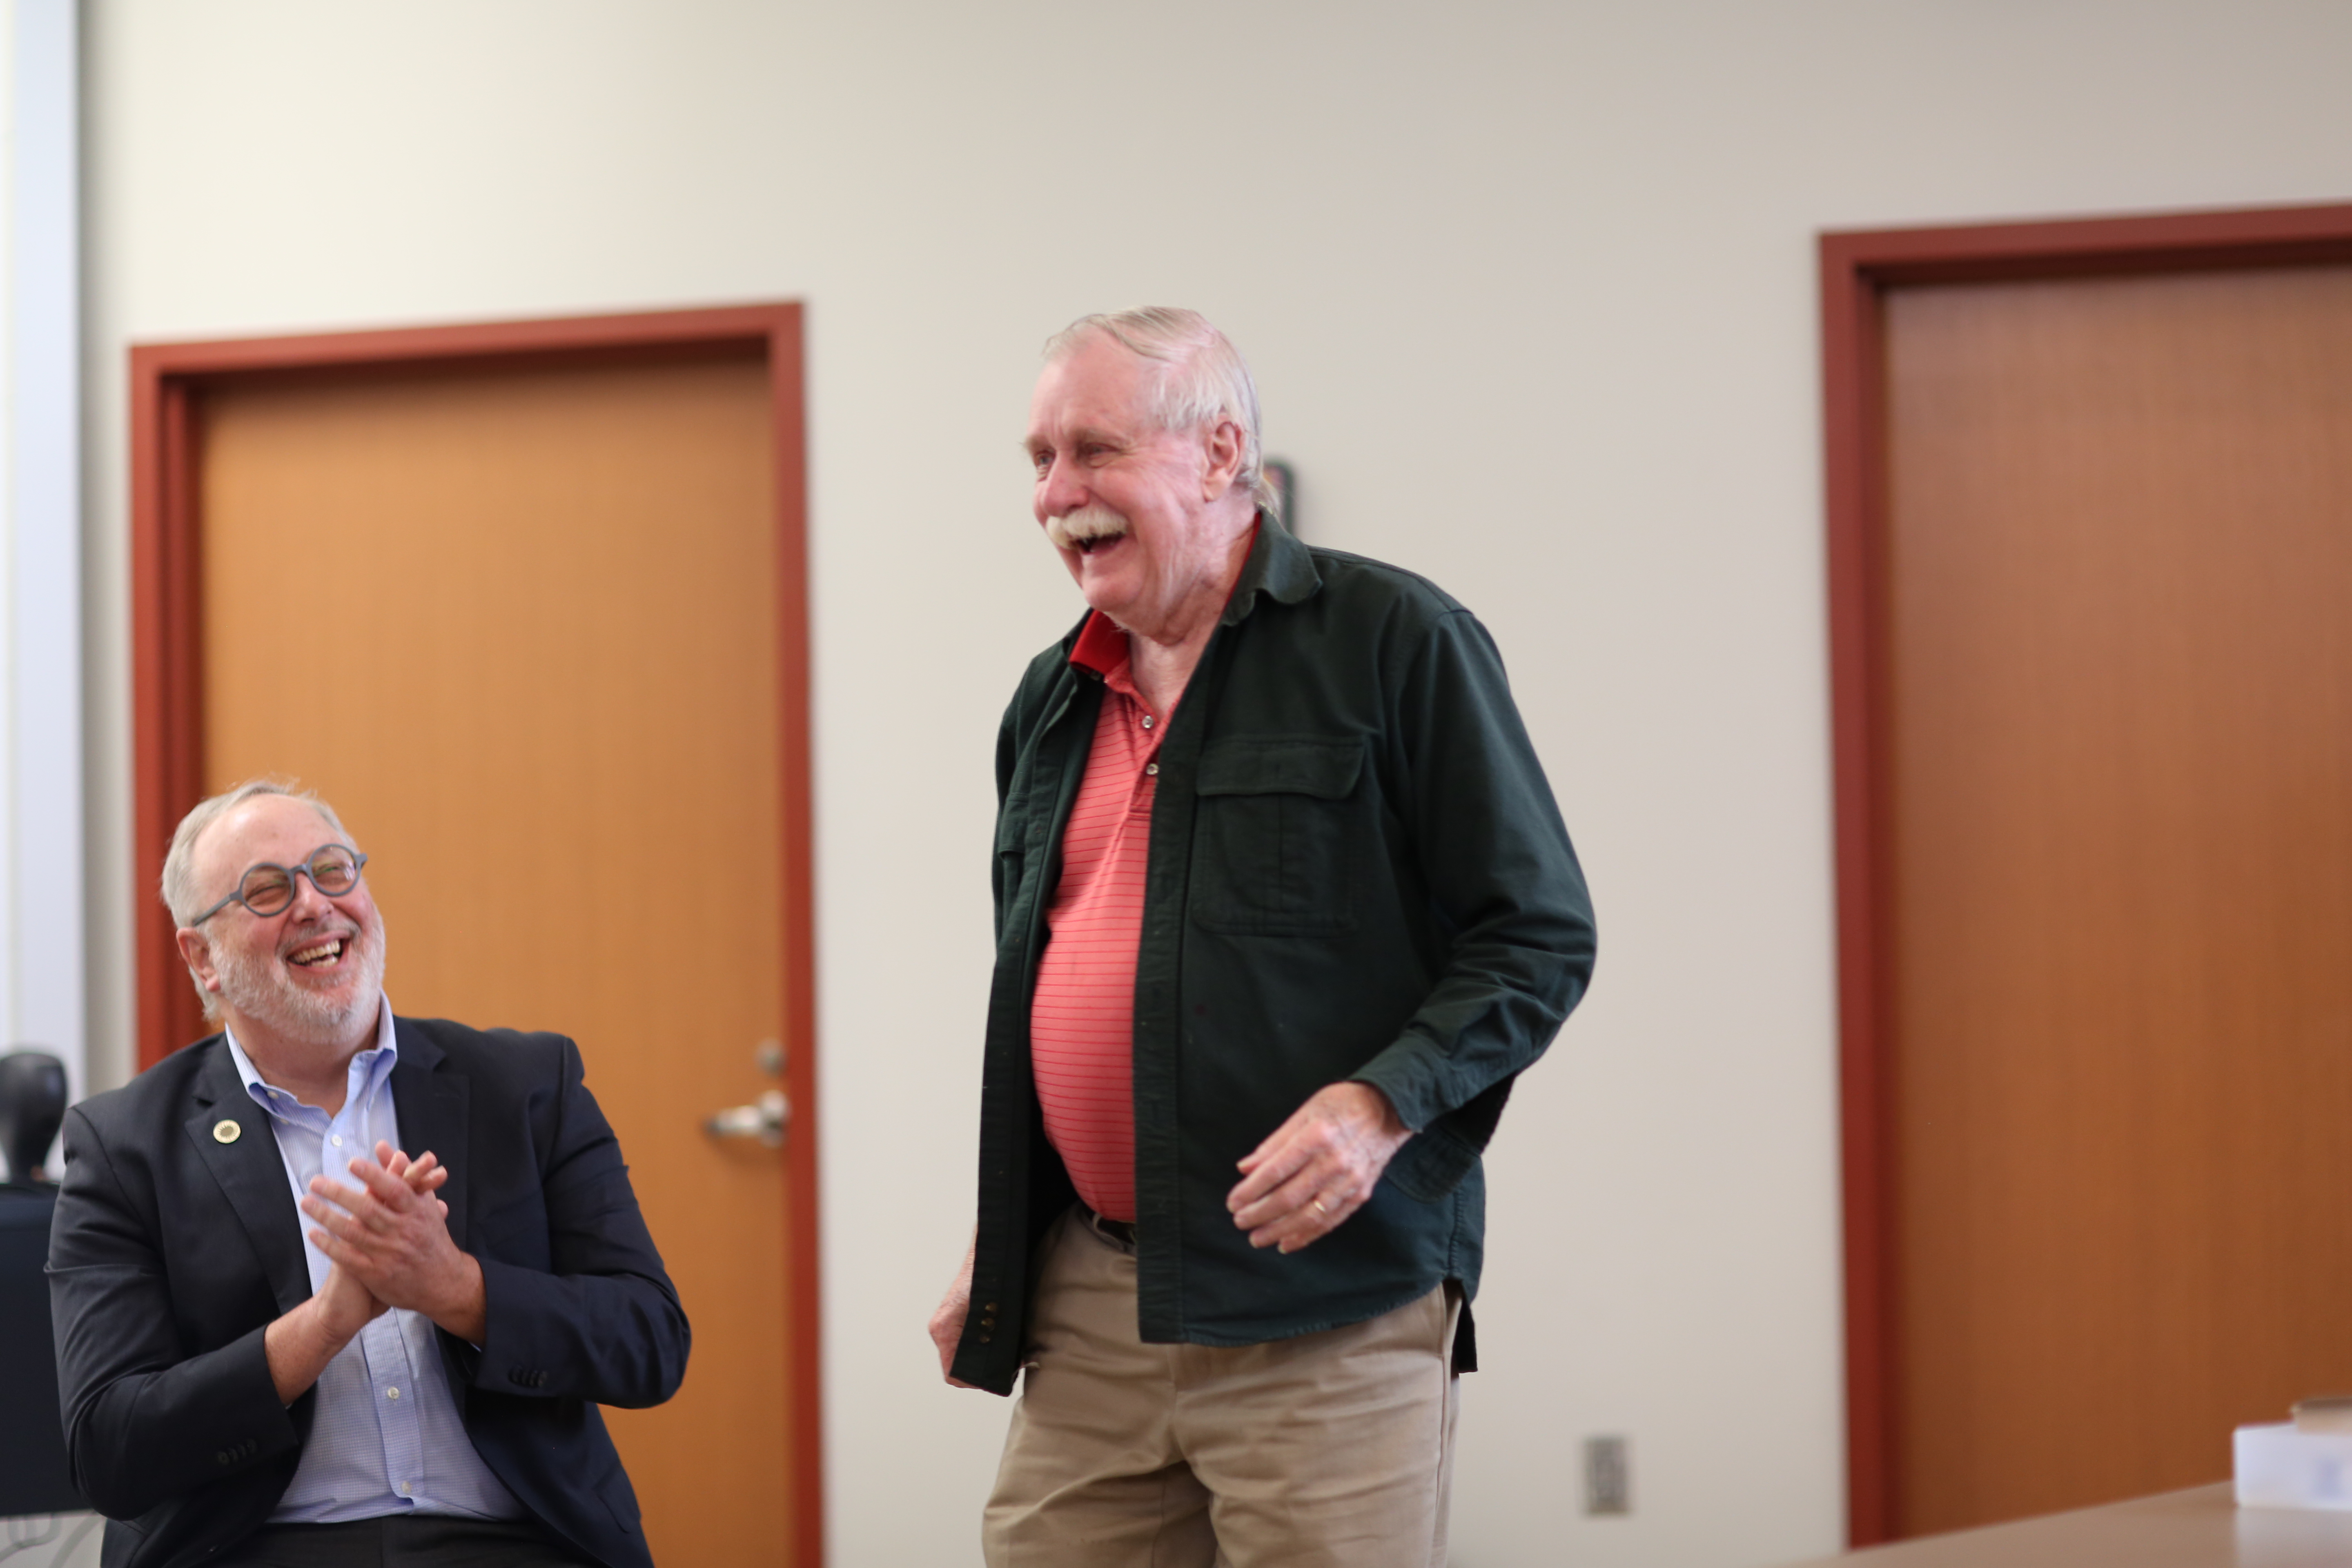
top-left (1044, 307), bottom-right (1281, 521)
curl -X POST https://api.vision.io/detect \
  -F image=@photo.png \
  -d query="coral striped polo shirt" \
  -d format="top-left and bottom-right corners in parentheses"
top-left (1029, 610), bottom-right (1169, 1223)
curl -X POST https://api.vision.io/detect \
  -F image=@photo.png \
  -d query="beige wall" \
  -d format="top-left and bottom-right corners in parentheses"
top-left (79, 2), bottom-right (2352, 1563)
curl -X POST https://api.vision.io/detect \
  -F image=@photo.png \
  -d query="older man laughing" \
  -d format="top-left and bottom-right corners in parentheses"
top-left (932, 308), bottom-right (1597, 1568)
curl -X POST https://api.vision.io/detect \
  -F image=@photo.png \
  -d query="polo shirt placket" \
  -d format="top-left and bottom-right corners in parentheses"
top-left (1029, 616), bottom-right (1177, 1223)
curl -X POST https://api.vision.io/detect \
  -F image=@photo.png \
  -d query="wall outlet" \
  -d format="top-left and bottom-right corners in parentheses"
top-left (1584, 1434), bottom-right (1631, 1516)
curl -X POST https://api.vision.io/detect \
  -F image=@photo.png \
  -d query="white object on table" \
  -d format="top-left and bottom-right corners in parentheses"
top-left (2235, 1422), bottom-right (2352, 1510)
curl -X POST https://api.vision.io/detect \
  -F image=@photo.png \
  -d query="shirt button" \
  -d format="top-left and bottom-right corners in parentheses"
top-left (330, 1135), bottom-right (343, 1147)
top-left (1145, 763), bottom-right (1159, 776)
top-left (385, 1387), bottom-right (401, 1400)
top-left (396, 1481), bottom-right (412, 1495)
top-left (1140, 715), bottom-right (1154, 729)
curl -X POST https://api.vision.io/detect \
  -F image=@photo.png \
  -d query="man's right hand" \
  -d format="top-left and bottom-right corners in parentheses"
top-left (928, 1231), bottom-right (978, 1389)
top-left (321, 1149), bottom-right (445, 1340)
top-left (263, 1151), bottom-right (449, 1404)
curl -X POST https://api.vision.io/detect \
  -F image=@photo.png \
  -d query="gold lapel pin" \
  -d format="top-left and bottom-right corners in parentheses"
top-left (213, 1119), bottom-right (242, 1145)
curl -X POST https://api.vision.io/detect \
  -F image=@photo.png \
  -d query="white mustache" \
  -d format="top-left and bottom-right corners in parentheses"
top-left (1044, 504), bottom-right (1131, 552)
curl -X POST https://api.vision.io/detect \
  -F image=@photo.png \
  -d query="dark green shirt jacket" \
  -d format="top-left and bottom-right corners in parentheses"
top-left (951, 516), bottom-right (1596, 1395)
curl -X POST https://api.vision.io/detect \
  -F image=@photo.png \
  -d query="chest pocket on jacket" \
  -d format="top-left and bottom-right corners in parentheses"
top-left (1192, 739), bottom-right (1364, 936)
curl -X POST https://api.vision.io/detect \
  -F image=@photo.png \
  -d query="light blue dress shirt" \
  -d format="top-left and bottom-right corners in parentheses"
top-left (224, 997), bottom-right (525, 1523)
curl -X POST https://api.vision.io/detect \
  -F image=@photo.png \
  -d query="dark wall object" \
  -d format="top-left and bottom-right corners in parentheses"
top-left (0, 1050), bottom-right (67, 1184)
top-left (0, 1185), bottom-right (85, 1516)
top-left (1264, 459), bottom-right (1296, 539)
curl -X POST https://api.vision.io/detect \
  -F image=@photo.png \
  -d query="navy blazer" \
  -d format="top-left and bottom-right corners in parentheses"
top-left (47, 1017), bottom-right (690, 1568)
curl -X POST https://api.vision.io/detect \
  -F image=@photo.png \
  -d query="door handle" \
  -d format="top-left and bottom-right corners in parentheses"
top-left (705, 1089), bottom-right (788, 1148)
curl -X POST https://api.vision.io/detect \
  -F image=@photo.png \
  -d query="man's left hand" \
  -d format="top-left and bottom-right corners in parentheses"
top-left (1227, 1082), bottom-right (1413, 1253)
top-left (303, 1140), bottom-right (488, 1344)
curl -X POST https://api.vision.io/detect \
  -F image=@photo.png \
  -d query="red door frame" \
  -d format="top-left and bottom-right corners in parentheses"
top-left (127, 302), bottom-right (825, 1565)
top-left (1822, 202), bottom-right (2352, 1546)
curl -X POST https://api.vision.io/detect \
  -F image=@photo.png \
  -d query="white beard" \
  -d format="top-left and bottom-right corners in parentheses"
top-left (212, 912), bottom-right (388, 1047)
top-left (1044, 503), bottom-right (1130, 552)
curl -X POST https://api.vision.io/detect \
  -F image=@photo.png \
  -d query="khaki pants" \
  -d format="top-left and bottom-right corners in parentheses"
top-left (984, 1207), bottom-right (1460, 1568)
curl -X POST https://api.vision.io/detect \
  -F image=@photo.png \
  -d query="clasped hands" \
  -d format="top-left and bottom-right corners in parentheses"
top-left (267, 1139), bottom-right (487, 1404)
top-left (301, 1139), bottom-right (487, 1344)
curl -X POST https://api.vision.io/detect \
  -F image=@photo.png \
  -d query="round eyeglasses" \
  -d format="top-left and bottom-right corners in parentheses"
top-left (190, 844), bottom-right (370, 925)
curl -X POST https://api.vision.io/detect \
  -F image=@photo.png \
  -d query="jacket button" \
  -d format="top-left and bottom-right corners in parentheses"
top-left (216, 1450), bottom-right (228, 1465)
top-left (978, 1332), bottom-right (993, 1344)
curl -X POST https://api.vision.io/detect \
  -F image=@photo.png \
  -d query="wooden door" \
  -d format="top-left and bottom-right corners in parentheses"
top-left (1878, 263), bottom-right (2352, 1535)
top-left (185, 349), bottom-right (801, 1561)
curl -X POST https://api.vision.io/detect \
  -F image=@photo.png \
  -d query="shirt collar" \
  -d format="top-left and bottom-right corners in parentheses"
top-left (1068, 607), bottom-right (1130, 679)
top-left (1219, 510), bottom-right (1320, 626)
top-left (224, 993), bottom-right (399, 1119)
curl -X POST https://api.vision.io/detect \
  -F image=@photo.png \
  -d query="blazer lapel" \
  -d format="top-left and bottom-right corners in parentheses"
top-left (185, 1041), bottom-right (312, 1315)
top-left (390, 1020), bottom-right (470, 1252)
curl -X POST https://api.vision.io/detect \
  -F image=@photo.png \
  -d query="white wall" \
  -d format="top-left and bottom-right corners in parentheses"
top-left (76, 3), bottom-right (2352, 1563)
top-left (0, 27), bottom-right (93, 1568)
top-left (3, 2), bottom-right (104, 1555)
top-left (0, 0), bottom-right (84, 1172)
